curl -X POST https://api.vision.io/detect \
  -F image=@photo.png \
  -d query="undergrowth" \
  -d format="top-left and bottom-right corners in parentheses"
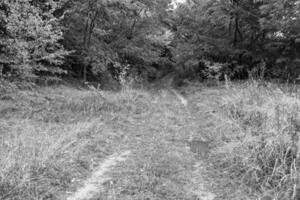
top-left (214, 80), bottom-right (300, 199)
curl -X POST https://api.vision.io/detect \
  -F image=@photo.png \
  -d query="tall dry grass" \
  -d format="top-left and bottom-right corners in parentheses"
top-left (214, 80), bottom-right (300, 199)
top-left (0, 83), bottom-right (154, 200)
top-left (5, 77), bottom-right (300, 199)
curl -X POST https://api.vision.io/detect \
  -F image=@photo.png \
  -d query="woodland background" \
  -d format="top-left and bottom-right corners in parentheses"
top-left (2, 1), bottom-right (300, 200)
top-left (0, 0), bottom-right (300, 86)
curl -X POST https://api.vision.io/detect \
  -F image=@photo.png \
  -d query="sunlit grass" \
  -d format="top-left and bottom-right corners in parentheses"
top-left (3, 79), bottom-right (298, 200)
top-left (0, 83), bottom-right (198, 200)
top-left (212, 80), bottom-right (300, 199)
top-left (0, 85), bottom-right (156, 199)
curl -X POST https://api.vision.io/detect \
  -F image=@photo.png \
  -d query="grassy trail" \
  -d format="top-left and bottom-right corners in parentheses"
top-left (1, 83), bottom-right (221, 200)
top-left (66, 151), bottom-right (131, 200)
top-left (84, 86), bottom-right (219, 200)
top-left (6, 81), bottom-right (289, 200)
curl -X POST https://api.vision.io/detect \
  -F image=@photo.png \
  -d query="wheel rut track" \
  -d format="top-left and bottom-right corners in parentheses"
top-left (65, 81), bottom-right (217, 200)
top-left (66, 151), bottom-right (131, 200)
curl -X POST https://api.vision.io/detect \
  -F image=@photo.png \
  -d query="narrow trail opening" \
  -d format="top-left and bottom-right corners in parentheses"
top-left (188, 161), bottom-right (216, 200)
top-left (170, 88), bottom-right (188, 107)
top-left (66, 85), bottom-right (217, 200)
top-left (168, 86), bottom-right (217, 199)
top-left (67, 150), bottom-right (131, 200)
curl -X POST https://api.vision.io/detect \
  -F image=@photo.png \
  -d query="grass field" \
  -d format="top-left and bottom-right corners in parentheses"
top-left (1, 80), bottom-right (300, 200)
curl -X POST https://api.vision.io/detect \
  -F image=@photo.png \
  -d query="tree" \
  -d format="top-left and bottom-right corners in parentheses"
top-left (0, 0), bottom-right (70, 80)
top-left (63, 0), bottom-right (173, 82)
top-left (169, 0), bottom-right (300, 80)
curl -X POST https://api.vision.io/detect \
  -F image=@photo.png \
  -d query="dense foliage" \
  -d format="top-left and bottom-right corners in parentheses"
top-left (62, 0), bottom-right (173, 84)
top-left (0, 0), bottom-right (70, 81)
top-left (172, 0), bottom-right (300, 80)
top-left (0, 0), bottom-right (300, 83)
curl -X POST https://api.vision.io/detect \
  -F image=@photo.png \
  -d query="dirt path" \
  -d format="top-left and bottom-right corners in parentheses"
top-left (66, 151), bottom-right (131, 200)
top-left (171, 87), bottom-right (217, 200)
top-left (65, 86), bottom-right (218, 200)
top-left (187, 161), bottom-right (216, 200)
top-left (170, 88), bottom-right (188, 106)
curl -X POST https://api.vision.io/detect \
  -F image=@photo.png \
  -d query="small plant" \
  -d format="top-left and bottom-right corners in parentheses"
top-left (248, 59), bottom-right (266, 81)
top-left (115, 63), bottom-right (143, 89)
top-left (117, 63), bottom-right (129, 87)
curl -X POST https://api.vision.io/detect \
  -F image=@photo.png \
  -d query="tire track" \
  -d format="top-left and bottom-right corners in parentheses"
top-left (67, 150), bottom-right (131, 200)
top-left (169, 88), bottom-right (188, 107)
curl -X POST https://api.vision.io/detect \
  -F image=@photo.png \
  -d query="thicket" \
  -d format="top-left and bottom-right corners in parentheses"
top-left (0, 0), bottom-right (300, 84)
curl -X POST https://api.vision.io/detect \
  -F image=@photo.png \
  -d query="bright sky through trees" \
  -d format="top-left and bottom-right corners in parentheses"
top-left (170, 0), bottom-right (186, 9)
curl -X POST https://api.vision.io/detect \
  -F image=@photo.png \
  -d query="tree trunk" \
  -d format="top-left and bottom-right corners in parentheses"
top-left (83, 65), bottom-right (87, 83)
top-left (233, 0), bottom-right (240, 47)
top-left (82, 1), bottom-right (99, 83)
top-left (229, 16), bottom-right (233, 41)
top-left (233, 13), bottom-right (239, 46)
top-left (0, 64), bottom-right (3, 77)
top-left (83, 14), bottom-right (91, 83)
